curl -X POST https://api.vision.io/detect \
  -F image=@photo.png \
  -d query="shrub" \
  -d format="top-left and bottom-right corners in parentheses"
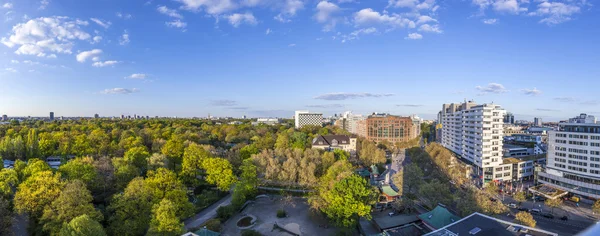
top-left (276, 209), bottom-right (287, 218)
top-left (241, 230), bottom-right (263, 236)
top-left (204, 219), bottom-right (221, 232)
top-left (217, 205), bottom-right (236, 221)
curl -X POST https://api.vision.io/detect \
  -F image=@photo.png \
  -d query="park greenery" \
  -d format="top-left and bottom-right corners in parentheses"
top-left (0, 118), bottom-right (392, 234)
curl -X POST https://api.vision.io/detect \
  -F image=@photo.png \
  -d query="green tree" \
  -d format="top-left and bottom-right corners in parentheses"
top-left (21, 158), bottom-right (52, 181)
top-left (124, 146), bottom-right (150, 172)
top-left (59, 157), bottom-right (97, 188)
top-left (161, 136), bottom-right (185, 169)
top-left (240, 144), bottom-right (259, 160)
top-left (0, 168), bottom-right (18, 199)
top-left (232, 159), bottom-right (258, 208)
top-left (404, 163), bottom-right (423, 193)
top-left (148, 153), bottom-right (169, 171)
top-left (545, 198), bottom-right (563, 214)
top-left (274, 133), bottom-right (289, 149)
top-left (333, 149), bottom-right (349, 161)
top-left (419, 180), bottom-right (452, 209)
top-left (112, 158), bottom-right (140, 191)
top-left (14, 171), bottom-right (65, 218)
top-left (514, 191), bottom-right (526, 205)
top-left (108, 178), bottom-right (154, 236)
top-left (41, 180), bottom-right (103, 235)
top-left (202, 157), bottom-right (237, 191)
top-left (147, 199), bottom-right (184, 236)
top-left (515, 211), bottom-right (536, 227)
top-left (320, 174), bottom-right (377, 227)
top-left (181, 143), bottom-right (210, 187)
top-left (59, 214), bottom-right (107, 236)
top-left (26, 129), bottom-right (40, 159)
top-left (359, 140), bottom-right (385, 166)
top-left (145, 168), bottom-right (194, 218)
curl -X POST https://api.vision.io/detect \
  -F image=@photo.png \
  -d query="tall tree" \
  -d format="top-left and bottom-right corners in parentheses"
top-left (320, 175), bottom-right (377, 227)
top-left (391, 169), bottom-right (404, 196)
top-left (59, 156), bottom-right (97, 188)
top-left (404, 163), bottom-right (423, 193)
top-left (201, 157), bottom-right (237, 191)
top-left (60, 214), bottom-right (107, 236)
top-left (515, 211), bottom-right (536, 227)
top-left (181, 143), bottom-right (210, 187)
top-left (41, 180), bottom-right (103, 235)
top-left (145, 168), bottom-right (194, 218)
top-left (593, 199), bottom-right (600, 215)
top-left (21, 158), bottom-right (52, 181)
top-left (232, 159), bottom-right (258, 208)
top-left (26, 129), bottom-right (40, 159)
top-left (545, 198), bottom-right (563, 214)
top-left (14, 171), bottom-right (65, 218)
top-left (514, 191), bottom-right (526, 205)
top-left (124, 146), bottom-right (150, 173)
top-left (0, 168), bottom-right (18, 199)
top-left (161, 136), bottom-right (185, 169)
top-left (108, 177), bottom-right (154, 236)
top-left (148, 153), bottom-right (169, 171)
top-left (0, 198), bottom-right (12, 236)
top-left (147, 199), bottom-right (185, 236)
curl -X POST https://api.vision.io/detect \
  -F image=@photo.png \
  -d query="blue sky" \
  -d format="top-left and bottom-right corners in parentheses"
top-left (0, 0), bottom-right (599, 121)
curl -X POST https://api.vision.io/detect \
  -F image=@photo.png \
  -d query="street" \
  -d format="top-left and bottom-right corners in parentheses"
top-left (388, 148), bottom-right (409, 192)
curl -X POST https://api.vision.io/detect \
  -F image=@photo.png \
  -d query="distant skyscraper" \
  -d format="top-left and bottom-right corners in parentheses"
top-left (121, 114), bottom-right (125, 119)
top-left (94, 114), bottom-right (99, 119)
top-left (504, 112), bottom-right (515, 124)
top-left (569, 113), bottom-right (596, 124)
top-left (49, 112), bottom-right (54, 120)
top-left (534, 117), bottom-right (543, 127)
top-left (1, 114), bottom-right (7, 121)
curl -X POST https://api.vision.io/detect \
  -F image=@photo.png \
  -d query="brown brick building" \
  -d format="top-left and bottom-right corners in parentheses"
top-left (365, 113), bottom-right (414, 143)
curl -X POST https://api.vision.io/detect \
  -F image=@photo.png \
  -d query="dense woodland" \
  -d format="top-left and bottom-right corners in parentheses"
top-left (0, 118), bottom-right (405, 236)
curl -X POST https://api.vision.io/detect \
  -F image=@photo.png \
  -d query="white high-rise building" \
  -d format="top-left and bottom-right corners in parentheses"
top-left (339, 111), bottom-right (366, 135)
top-left (534, 117), bottom-right (543, 127)
top-left (538, 114), bottom-right (600, 199)
top-left (295, 110), bottom-right (323, 129)
top-left (440, 101), bottom-right (506, 183)
top-left (569, 113), bottom-right (596, 124)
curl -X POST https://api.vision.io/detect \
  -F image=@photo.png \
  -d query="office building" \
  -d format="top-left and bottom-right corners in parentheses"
top-left (538, 114), bottom-right (600, 199)
top-left (365, 113), bottom-right (415, 143)
top-left (1, 115), bottom-right (7, 121)
top-left (534, 117), bottom-right (543, 127)
top-left (252, 118), bottom-right (281, 126)
top-left (335, 111), bottom-right (366, 136)
top-left (410, 115), bottom-right (422, 140)
top-left (503, 112), bottom-right (514, 124)
top-left (440, 101), bottom-right (505, 183)
top-left (569, 113), bottom-right (596, 124)
top-left (94, 114), bottom-right (99, 119)
top-left (294, 110), bottom-right (323, 129)
top-left (49, 112), bottom-right (54, 120)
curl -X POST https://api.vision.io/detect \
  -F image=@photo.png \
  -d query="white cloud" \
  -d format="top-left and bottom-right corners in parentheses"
top-left (157, 6), bottom-right (183, 19)
top-left (92, 35), bottom-right (102, 43)
top-left (2, 3), bottom-right (12, 9)
top-left (482, 18), bottom-right (498, 24)
top-left (39, 0), bottom-right (50, 10)
top-left (529, 1), bottom-right (581, 25)
top-left (100, 88), bottom-right (138, 94)
top-left (389, 0), bottom-right (438, 10)
top-left (274, 0), bottom-right (305, 22)
top-left (521, 88), bottom-right (542, 96)
top-left (76, 49), bottom-right (102, 62)
top-left (288, 43), bottom-right (296, 47)
top-left (493, 0), bottom-right (528, 14)
top-left (475, 83), bottom-right (508, 94)
top-left (119, 30), bottom-right (130, 45)
top-left (554, 97), bottom-right (576, 102)
top-left (416, 15), bottom-right (437, 24)
top-left (227, 12), bottom-right (257, 27)
top-left (10, 60), bottom-right (19, 64)
top-left (1, 16), bottom-right (91, 57)
top-left (116, 12), bottom-right (132, 19)
top-left (405, 32), bottom-right (423, 40)
top-left (314, 92), bottom-right (395, 100)
top-left (90, 18), bottom-right (111, 29)
top-left (418, 24), bottom-right (442, 33)
top-left (125, 73), bottom-right (147, 79)
top-left (353, 8), bottom-right (416, 28)
top-left (176, 0), bottom-right (238, 14)
top-left (166, 20), bottom-right (188, 29)
top-left (92, 60), bottom-right (119, 67)
top-left (47, 54), bottom-right (56, 58)
top-left (266, 28), bottom-right (272, 35)
top-left (314, 1), bottom-right (341, 31)
top-left (5, 68), bottom-right (17, 73)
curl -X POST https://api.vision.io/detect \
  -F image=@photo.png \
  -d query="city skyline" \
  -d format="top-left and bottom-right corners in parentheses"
top-left (1, 0), bottom-right (599, 120)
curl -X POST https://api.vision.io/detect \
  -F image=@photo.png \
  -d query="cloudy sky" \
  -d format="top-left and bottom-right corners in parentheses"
top-left (0, 0), bottom-right (598, 121)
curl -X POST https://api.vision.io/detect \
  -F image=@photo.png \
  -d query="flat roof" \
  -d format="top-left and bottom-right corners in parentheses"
top-left (503, 144), bottom-right (528, 149)
top-left (528, 184), bottom-right (568, 199)
top-left (384, 223), bottom-right (428, 236)
top-left (373, 212), bottom-right (420, 230)
top-left (503, 158), bottom-right (520, 164)
top-left (425, 213), bottom-right (557, 236)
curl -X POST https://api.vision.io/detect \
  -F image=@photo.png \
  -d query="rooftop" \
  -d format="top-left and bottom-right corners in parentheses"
top-left (528, 184), bottom-right (568, 199)
top-left (418, 205), bottom-right (461, 230)
top-left (381, 185), bottom-right (399, 197)
top-left (384, 223), bottom-right (428, 236)
top-left (503, 144), bottom-right (528, 150)
top-left (373, 211), bottom-right (420, 230)
top-left (424, 212), bottom-right (557, 236)
top-left (502, 158), bottom-right (520, 164)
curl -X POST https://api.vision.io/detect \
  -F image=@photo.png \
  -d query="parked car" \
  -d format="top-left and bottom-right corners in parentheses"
top-left (541, 213), bottom-right (554, 219)
top-left (508, 203), bottom-right (518, 208)
top-left (570, 196), bottom-right (580, 203)
top-left (530, 208), bottom-right (542, 214)
top-left (518, 207), bottom-right (529, 212)
top-left (561, 215), bottom-right (569, 221)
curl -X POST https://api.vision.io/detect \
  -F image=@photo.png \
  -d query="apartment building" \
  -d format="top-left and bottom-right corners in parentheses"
top-left (440, 101), bottom-right (506, 183)
top-left (334, 111), bottom-right (366, 136)
top-left (538, 115), bottom-right (600, 199)
top-left (294, 110), bottom-right (323, 129)
top-left (410, 115), bottom-right (422, 140)
top-left (365, 113), bottom-right (414, 143)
